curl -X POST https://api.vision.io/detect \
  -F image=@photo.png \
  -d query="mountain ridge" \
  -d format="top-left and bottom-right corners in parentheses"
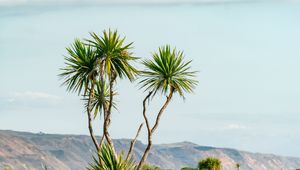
top-left (0, 130), bottom-right (300, 170)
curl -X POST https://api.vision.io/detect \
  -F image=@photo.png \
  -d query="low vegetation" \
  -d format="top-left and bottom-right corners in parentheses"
top-left (181, 157), bottom-right (221, 170)
top-left (87, 144), bottom-right (135, 170)
top-left (198, 157), bottom-right (221, 170)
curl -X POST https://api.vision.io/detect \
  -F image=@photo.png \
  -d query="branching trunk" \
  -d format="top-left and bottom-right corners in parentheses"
top-left (98, 59), bottom-right (107, 150)
top-left (103, 73), bottom-right (118, 161)
top-left (98, 134), bottom-right (105, 150)
top-left (151, 90), bottom-right (173, 134)
top-left (87, 81), bottom-right (100, 152)
top-left (136, 91), bottom-right (153, 170)
top-left (137, 89), bottom-right (174, 170)
top-left (126, 123), bottom-right (144, 162)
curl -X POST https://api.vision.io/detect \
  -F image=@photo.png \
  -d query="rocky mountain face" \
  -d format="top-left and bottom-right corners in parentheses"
top-left (0, 130), bottom-right (300, 170)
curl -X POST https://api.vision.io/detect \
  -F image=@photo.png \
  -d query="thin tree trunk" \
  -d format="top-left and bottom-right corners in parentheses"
top-left (136, 91), bottom-right (153, 170)
top-left (103, 73), bottom-right (118, 160)
top-left (87, 82), bottom-right (100, 152)
top-left (151, 89), bottom-right (173, 134)
top-left (126, 123), bottom-right (144, 161)
top-left (137, 89), bottom-right (173, 170)
top-left (98, 135), bottom-right (105, 150)
top-left (98, 60), bottom-right (107, 151)
top-left (97, 104), bottom-right (108, 166)
top-left (97, 60), bottom-right (106, 164)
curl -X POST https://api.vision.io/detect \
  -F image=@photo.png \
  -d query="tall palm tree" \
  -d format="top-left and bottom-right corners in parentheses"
top-left (87, 29), bottom-right (138, 159)
top-left (137, 45), bottom-right (198, 169)
top-left (59, 39), bottom-right (100, 151)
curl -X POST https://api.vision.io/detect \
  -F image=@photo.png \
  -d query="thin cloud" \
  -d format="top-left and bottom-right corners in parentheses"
top-left (13, 91), bottom-right (61, 101)
top-left (0, 91), bottom-right (62, 110)
top-left (225, 123), bottom-right (249, 130)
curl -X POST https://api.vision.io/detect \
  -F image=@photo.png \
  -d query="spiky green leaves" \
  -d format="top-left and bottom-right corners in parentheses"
top-left (60, 30), bottom-right (137, 119)
top-left (87, 30), bottom-right (138, 81)
top-left (139, 45), bottom-right (198, 98)
top-left (87, 144), bottom-right (136, 170)
top-left (85, 81), bottom-right (117, 118)
top-left (59, 39), bottom-right (98, 95)
top-left (60, 30), bottom-right (137, 96)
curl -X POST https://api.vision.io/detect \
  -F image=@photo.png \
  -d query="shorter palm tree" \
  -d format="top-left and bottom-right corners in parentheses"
top-left (87, 144), bottom-right (135, 170)
top-left (137, 45), bottom-right (198, 169)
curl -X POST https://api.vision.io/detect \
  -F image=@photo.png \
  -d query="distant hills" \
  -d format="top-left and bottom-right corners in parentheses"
top-left (1, 130), bottom-right (300, 170)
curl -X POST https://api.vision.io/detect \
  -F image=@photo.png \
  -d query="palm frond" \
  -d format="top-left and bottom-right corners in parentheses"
top-left (83, 81), bottom-right (117, 119)
top-left (86, 29), bottom-right (138, 81)
top-left (87, 144), bottom-right (135, 170)
top-left (59, 39), bottom-right (98, 95)
top-left (139, 45), bottom-right (198, 98)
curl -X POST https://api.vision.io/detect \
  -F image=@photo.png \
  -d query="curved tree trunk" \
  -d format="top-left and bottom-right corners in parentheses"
top-left (137, 89), bottom-right (173, 170)
top-left (103, 73), bottom-right (118, 161)
top-left (126, 123), bottom-right (144, 161)
top-left (99, 59), bottom-right (106, 151)
top-left (87, 81), bottom-right (100, 152)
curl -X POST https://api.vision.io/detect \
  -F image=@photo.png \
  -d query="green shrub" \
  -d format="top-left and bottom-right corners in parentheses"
top-left (142, 164), bottom-right (161, 170)
top-left (198, 157), bottom-right (221, 170)
top-left (181, 167), bottom-right (197, 170)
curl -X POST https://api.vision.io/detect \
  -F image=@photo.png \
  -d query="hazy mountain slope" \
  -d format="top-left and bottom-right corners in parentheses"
top-left (0, 130), bottom-right (300, 170)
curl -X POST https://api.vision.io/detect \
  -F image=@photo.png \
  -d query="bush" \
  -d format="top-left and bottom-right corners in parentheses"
top-left (181, 167), bottom-right (197, 170)
top-left (142, 164), bottom-right (162, 170)
top-left (198, 157), bottom-right (221, 170)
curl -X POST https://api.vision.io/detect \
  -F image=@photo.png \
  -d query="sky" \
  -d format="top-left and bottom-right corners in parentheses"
top-left (0, 0), bottom-right (274, 6)
top-left (0, 0), bottom-right (300, 158)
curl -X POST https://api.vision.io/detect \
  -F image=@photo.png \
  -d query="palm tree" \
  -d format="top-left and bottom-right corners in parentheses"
top-left (60, 30), bottom-right (137, 162)
top-left (137, 45), bottom-right (198, 169)
top-left (87, 144), bottom-right (136, 170)
top-left (59, 39), bottom-right (100, 151)
top-left (87, 29), bottom-right (138, 159)
top-left (236, 163), bottom-right (240, 170)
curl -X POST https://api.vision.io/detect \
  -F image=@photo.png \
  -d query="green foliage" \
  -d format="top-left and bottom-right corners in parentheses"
top-left (60, 29), bottom-right (138, 114)
top-left (181, 167), bottom-right (197, 170)
top-left (84, 81), bottom-right (117, 118)
top-left (59, 39), bottom-right (98, 95)
top-left (87, 29), bottom-right (138, 81)
top-left (141, 164), bottom-right (162, 170)
top-left (198, 157), bottom-right (221, 170)
top-left (60, 29), bottom-right (138, 121)
top-left (4, 167), bottom-right (10, 170)
top-left (87, 144), bottom-right (135, 170)
top-left (139, 45), bottom-right (198, 98)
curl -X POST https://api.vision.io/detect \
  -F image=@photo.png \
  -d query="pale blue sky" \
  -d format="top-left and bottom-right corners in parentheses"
top-left (0, 0), bottom-right (300, 157)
